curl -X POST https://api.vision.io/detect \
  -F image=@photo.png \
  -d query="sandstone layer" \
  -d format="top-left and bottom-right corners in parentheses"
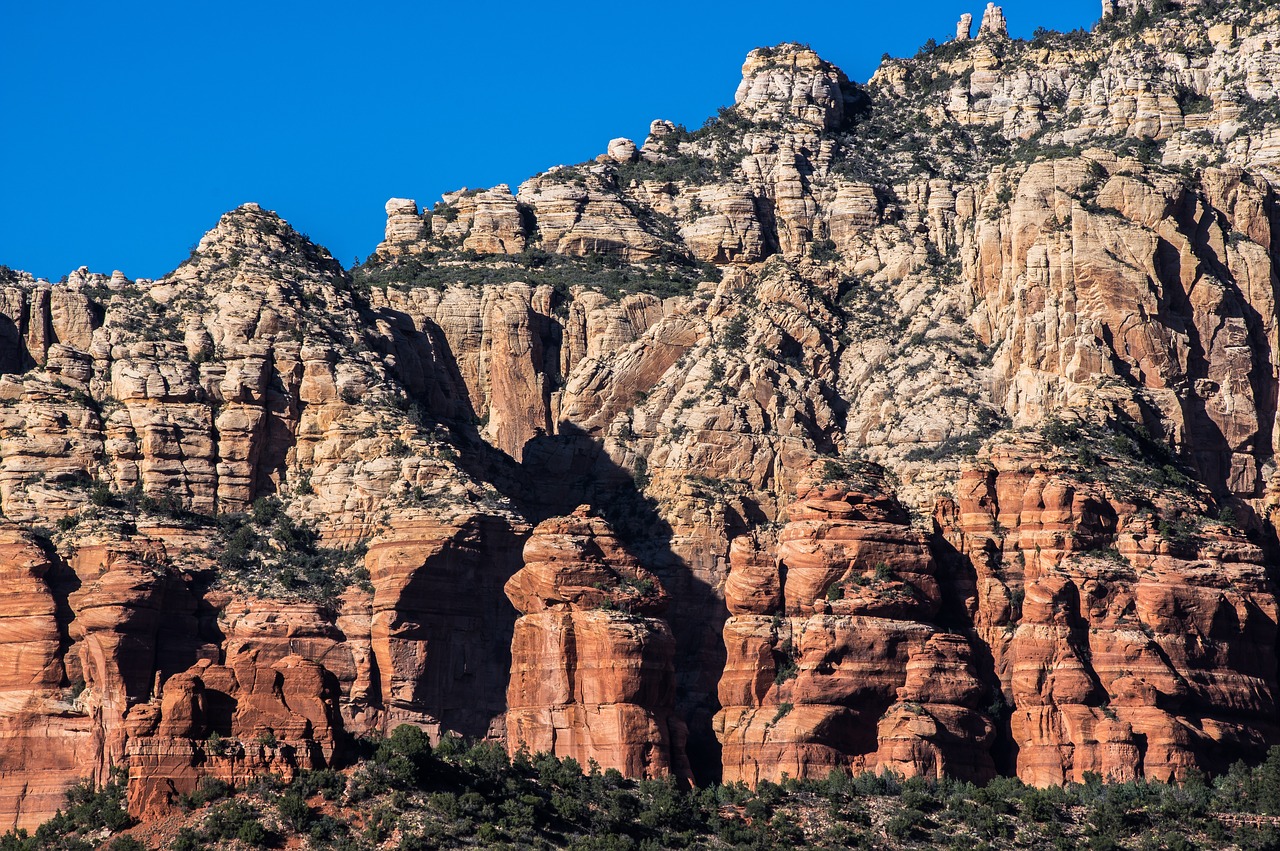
top-left (714, 465), bottom-right (995, 785)
top-left (505, 508), bottom-right (690, 780)
top-left (2, 0), bottom-right (1280, 828)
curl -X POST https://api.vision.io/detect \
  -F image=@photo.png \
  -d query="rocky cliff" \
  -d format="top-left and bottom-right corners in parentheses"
top-left (3, 0), bottom-right (1280, 830)
top-left (505, 507), bottom-right (690, 780)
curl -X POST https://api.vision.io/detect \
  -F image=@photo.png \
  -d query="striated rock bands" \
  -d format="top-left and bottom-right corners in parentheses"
top-left (5, 0), bottom-right (1280, 829)
top-left (715, 466), bottom-right (995, 785)
top-left (505, 508), bottom-right (690, 780)
top-left (937, 443), bottom-right (1280, 785)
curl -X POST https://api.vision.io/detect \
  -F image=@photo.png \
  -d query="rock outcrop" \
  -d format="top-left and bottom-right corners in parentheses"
top-left (734, 44), bottom-right (855, 130)
top-left (433, 186), bottom-right (528, 256)
top-left (505, 508), bottom-right (690, 780)
top-left (517, 172), bottom-right (671, 262)
top-left (937, 441), bottom-right (1280, 784)
top-left (606, 138), bottom-right (639, 163)
top-left (979, 3), bottom-right (1009, 38)
top-left (125, 653), bottom-right (340, 819)
top-left (714, 466), bottom-right (995, 785)
top-left (4, 0), bottom-right (1280, 828)
top-left (368, 515), bottom-right (527, 739)
top-left (380, 198), bottom-right (429, 256)
top-left (0, 526), bottom-right (90, 832)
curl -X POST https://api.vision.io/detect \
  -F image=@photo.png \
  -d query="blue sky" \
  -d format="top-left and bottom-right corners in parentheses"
top-left (1, 0), bottom-right (1100, 281)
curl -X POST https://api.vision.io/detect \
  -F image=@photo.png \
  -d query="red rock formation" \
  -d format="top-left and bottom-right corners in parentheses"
top-left (936, 444), bottom-right (1280, 785)
top-left (715, 466), bottom-right (995, 785)
top-left (4, 7), bottom-right (1280, 829)
top-left (505, 508), bottom-right (690, 780)
top-left (875, 634), bottom-right (995, 781)
top-left (0, 529), bottom-right (216, 830)
top-left (125, 653), bottom-right (341, 819)
top-left (67, 542), bottom-right (208, 779)
top-left (0, 526), bottom-right (93, 832)
top-left (367, 514), bottom-right (527, 740)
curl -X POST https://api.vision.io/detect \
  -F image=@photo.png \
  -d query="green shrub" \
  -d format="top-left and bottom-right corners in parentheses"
top-left (809, 238), bottom-right (841, 263)
top-left (1043, 419), bottom-right (1082, 446)
top-left (1176, 85), bottom-right (1213, 115)
top-left (25, 707), bottom-right (1280, 849)
top-left (294, 768), bottom-right (346, 801)
top-left (374, 724), bottom-right (434, 787)
top-left (886, 807), bottom-right (929, 839)
top-left (203, 800), bottom-right (265, 843)
top-left (1022, 787), bottom-right (1059, 821)
top-left (211, 500), bottom-right (368, 604)
top-left (236, 819), bottom-right (269, 848)
top-left (773, 638), bottom-right (800, 684)
top-left (169, 828), bottom-right (204, 851)
top-left (720, 314), bottom-right (748, 349)
top-left (276, 790), bottom-right (313, 831)
top-left (352, 248), bottom-right (715, 300)
top-left (182, 776), bottom-right (232, 809)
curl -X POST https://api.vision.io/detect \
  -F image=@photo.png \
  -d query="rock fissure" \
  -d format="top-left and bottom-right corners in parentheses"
top-left (4, 1), bottom-right (1280, 828)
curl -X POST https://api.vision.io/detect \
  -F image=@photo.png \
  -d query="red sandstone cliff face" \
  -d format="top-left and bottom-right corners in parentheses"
top-left (4, 3), bottom-right (1280, 829)
top-left (504, 508), bottom-right (690, 780)
top-left (715, 466), bottom-right (995, 785)
top-left (125, 653), bottom-right (340, 819)
top-left (0, 209), bottom-right (532, 828)
top-left (0, 526), bottom-right (215, 830)
top-left (935, 439), bottom-right (1280, 785)
top-left (366, 514), bottom-right (527, 739)
top-left (0, 527), bottom-right (89, 831)
top-left (115, 511), bottom-right (531, 821)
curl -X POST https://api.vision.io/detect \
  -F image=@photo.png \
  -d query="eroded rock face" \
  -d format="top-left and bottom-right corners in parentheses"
top-left (979, 3), bottom-right (1008, 39)
top-left (4, 0), bottom-right (1280, 826)
top-left (0, 527), bottom-right (88, 832)
top-left (380, 198), bottom-right (429, 256)
top-left (518, 172), bottom-right (671, 262)
top-left (734, 44), bottom-right (854, 131)
top-left (607, 138), bottom-right (639, 164)
top-left (936, 443), bottom-right (1280, 785)
top-left (368, 515), bottom-right (527, 739)
top-left (714, 467), bottom-right (995, 785)
top-left (505, 508), bottom-right (690, 780)
top-left (0, 206), bottom-right (531, 827)
top-left (434, 186), bottom-right (528, 255)
top-left (125, 652), bottom-right (341, 819)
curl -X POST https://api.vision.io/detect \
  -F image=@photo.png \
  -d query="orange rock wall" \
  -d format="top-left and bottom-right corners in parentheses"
top-left (936, 454), bottom-right (1280, 785)
top-left (714, 472), bottom-right (996, 785)
top-left (504, 509), bottom-right (690, 780)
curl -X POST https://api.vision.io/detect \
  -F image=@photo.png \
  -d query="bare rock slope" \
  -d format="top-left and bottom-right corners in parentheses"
top-left (3, 0), bottom-right (1280, 828)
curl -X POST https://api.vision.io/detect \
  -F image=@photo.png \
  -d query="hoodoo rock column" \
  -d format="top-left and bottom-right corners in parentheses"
top-left (714, 463), bottom-right (995, 785)
top-left (504, 507), bottom-right (690, 779)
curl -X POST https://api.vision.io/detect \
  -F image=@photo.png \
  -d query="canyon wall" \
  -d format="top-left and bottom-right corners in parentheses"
top-left (3, 0), bottom-right (1280, 829)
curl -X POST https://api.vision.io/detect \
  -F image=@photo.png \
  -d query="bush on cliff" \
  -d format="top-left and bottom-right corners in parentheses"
top-left (211, 497), bottom-right (368, 604)
top-left (0, 770), bottom-right (131, 850)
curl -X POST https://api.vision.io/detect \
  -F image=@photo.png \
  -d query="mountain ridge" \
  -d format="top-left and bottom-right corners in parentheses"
top-left (3, 1), bottom-right (1280, 846)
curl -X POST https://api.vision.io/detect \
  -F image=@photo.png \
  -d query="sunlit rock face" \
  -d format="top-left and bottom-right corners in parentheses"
top-left (4, 0), bottom-right (1280, 826)
top-left (505, 508), bottom-right (690, 780)
top-left (715, 468), bottom-right (995, 786)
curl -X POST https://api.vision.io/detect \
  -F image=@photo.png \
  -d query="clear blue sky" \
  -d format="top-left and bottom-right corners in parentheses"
top-left (1, 0), bottom-right (1100, 281)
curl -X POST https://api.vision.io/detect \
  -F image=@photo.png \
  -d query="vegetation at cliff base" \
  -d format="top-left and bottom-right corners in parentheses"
top-left (14, 734), bottom-right (1280, 850)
